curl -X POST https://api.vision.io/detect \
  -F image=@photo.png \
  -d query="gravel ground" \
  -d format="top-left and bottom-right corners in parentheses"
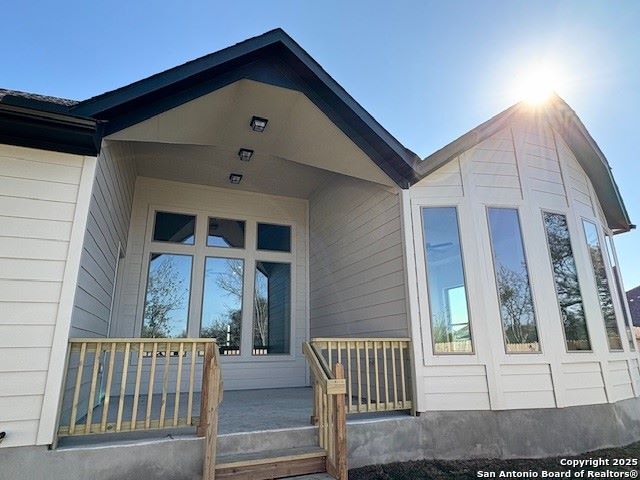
top-left (349, 442), bottom-right (640, 479)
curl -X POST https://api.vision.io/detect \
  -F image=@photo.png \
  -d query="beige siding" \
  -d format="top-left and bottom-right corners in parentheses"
top-left (0, 144), bottom-right (91, 447)
top-left (70, 142), bottom-right (136, 337)
top-left (408, 116), bottom-right (640, 413)
top-left (309, 175), bottom-right (408, 338)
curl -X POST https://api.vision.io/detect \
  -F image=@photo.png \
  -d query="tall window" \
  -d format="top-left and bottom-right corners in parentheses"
top-left (487, 208), bottom-right (540, 353)
top-left (253, 261), bottom-right (291, 355)
top-left (582, 220), bottom-right (623, 351)
top-left (422, 207), bottom-right (473, 354)
top-left (542, 212), bottom-right (591, 351)
top-left (142, 253), bottom-right (193, 338)
top-left (200, 258), bottom-right (244, 354)
top-left (604, 234), bottom-right (636, 351)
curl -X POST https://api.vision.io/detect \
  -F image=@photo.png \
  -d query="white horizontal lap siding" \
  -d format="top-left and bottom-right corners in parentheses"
top-left (408, 116), bottom-right (638, 413)
top-left (111, 177), bottom-right (308, 391)
top-left (0, 144), bottom-right (95, 448)
top-left (308, 175), bottom-right (408, 339)
top-left (70, 142), bottom-right (136, 338)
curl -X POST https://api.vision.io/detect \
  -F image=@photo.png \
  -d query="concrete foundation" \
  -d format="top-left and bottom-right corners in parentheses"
top-left (1, 397), bottom-right (639, 479)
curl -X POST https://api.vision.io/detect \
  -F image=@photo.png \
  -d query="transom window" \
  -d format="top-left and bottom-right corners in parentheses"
top-left (141, 210), bottom-right (294, 357)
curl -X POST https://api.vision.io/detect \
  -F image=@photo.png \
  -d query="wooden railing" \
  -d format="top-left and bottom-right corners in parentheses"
top-left (310, 338), bottom-right (413, 414)
top-left (55, 338), bottom-right (220, 440)
top-left (303, 342), bottom-right (347, 480)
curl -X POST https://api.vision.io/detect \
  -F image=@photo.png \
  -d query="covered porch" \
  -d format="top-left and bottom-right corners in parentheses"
top-left (54, 71), bottom-right (415, 477)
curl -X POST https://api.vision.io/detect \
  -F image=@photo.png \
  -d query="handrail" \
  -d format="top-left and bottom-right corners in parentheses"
top-left (303, 342), bottom-right (347, 480)
top-left (311, 337), bottom-right (413, 414)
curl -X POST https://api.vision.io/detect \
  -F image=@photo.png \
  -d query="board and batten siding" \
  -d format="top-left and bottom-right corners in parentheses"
top-left (0, 144), bottom-right (95, 447)
top-left (309, 175), bottom-right (408, 338)
top-left (110, 176), bottom-right (309, 391)
top-left (407, 116), bottom-right (640, 413)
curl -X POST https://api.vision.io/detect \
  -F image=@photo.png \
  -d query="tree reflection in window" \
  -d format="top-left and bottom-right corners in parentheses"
top-left (542, 212), bottom-right (591, 351)
top-left (488, 208), bottom-right (540, 353)
top-left (200, 258), bottom-right (244, 355)
top-left (142, 254), bottom-right (192, 338)
top-left (582, 221), bottom-right (623, 351)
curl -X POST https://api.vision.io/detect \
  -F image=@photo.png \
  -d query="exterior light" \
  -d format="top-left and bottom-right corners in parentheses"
top-left (238, 148), bottom-right (254, 162)
top-left (250, 116), bottom-right (268, 132)
top-left (229, 173), bottom-right (243, 184)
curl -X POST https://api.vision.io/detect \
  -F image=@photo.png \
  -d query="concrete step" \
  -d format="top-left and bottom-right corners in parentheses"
top-left (217, 425), bottom-right (318, 456)
top-left (215, 446), bottom-right (326, 480)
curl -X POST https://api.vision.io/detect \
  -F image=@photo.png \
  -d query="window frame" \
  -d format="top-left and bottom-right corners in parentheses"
top-left (485, 206), bottom-right (542, 355)
top-left (580, 218), bottom-right (624, 352)
top-left (137, 204), bottom-right (297, 362)
top-left (540, 209), bottom-right (593, 354)
top-left (601, 227), bottom-right (638, 353)
top-left (420, 205), bottom-right (475, 356)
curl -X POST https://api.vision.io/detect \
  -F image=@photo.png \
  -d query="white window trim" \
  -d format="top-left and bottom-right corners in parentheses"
top-left (135, 203), bottom-right (297, 363)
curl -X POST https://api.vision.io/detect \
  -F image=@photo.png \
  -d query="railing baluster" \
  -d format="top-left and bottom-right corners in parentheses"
top-left (383, 341), bottom-right (389, 410)
top-left (173, 342), bottom-right (185, 427)
top-left (69, 342), bottom-right (87, 435)
top-left (391, 341), bottom-right (398, 409)
top-left (159, 342), bottom-right (171, 428)
top-left (86, 342), bottom-right (102, 433)
top-left (399, 341), bottom-right (407, 407)
top-left (187, 342), bottom-right (197, 426)
top-left (365, 341), bottom-right (371, 412)
top-left (346, 342), bottom-right (352, 413)
top-left (115, 342), bottom-right (131, 432)
top-left (355, 341), bottom-right (362, 412)
top-left (145, 342), bottom-right (158, 429)
top-left (131, 341), bottom-right (144, 431)
top-left (327, 341), bottom-right (332, 367)
top-left (374, 342), bottom-right (380, 410)
top-left (100, 342), bottom-right (117, 432)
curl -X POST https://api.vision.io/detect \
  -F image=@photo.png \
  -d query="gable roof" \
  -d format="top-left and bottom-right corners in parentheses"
top-left (68, 28), bottom-right (420, 187)
top-left (415, 94), bottom-right (633, 233)
top-left (0, 29), bottom-right (632, 231)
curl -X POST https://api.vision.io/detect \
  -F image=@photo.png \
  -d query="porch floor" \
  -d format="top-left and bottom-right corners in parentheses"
top-left (71, 386), bottom-right (314, 436)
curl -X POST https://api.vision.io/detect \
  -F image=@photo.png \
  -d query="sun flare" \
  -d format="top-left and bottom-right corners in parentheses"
top-left (514, 62), bottom-right (565, 105)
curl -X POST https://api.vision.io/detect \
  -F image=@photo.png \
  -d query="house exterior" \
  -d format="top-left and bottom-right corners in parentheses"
top-left (1, 29), bottom-right (639, 479)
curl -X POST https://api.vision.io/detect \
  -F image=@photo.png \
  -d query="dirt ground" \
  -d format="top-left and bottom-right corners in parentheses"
top-left (349, 442), bottom-right (640, 479)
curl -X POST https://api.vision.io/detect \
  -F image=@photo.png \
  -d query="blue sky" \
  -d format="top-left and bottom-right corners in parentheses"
top-left (2, 1), bottom-right (638, 287)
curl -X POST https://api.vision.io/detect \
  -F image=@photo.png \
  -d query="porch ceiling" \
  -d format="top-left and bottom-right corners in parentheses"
top-left (118, 139), bottom-right (338, 198)
top-left (106, 79), bottom-right (396, 189)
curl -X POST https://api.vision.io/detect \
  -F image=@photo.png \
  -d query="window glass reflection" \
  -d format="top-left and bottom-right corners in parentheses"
top-left (253, 261), bottom-right (291, 355)
top-left (422, 207), bottom-right (473, 354)
top-left (153, 211), bottom-right (195, 244)
top-left (257, 223), bottom-right (291, 252)
top-left (201, 258), bottom-right (244, 355)
top-left (207, 218), bottom-right (245, 248)
top-left (583, 221), bottom-right (622, 351)
top-left (142, 253), bottom-right (192, 338)
top-left (488, 208), bottom-right (540, 353)
top-left (543, 212), bottom-right (590, 351)
top-left (603, 234), bottom-right (635, 351)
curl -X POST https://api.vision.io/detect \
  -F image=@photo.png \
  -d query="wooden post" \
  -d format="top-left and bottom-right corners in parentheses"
top-left (198, 342), bottom-right (221, 480)
top-left (327, 363), bottom-right (348, 480)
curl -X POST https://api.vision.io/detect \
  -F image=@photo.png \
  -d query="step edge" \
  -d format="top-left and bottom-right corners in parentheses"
top-left (215, 450), bottom-right (327, 469)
